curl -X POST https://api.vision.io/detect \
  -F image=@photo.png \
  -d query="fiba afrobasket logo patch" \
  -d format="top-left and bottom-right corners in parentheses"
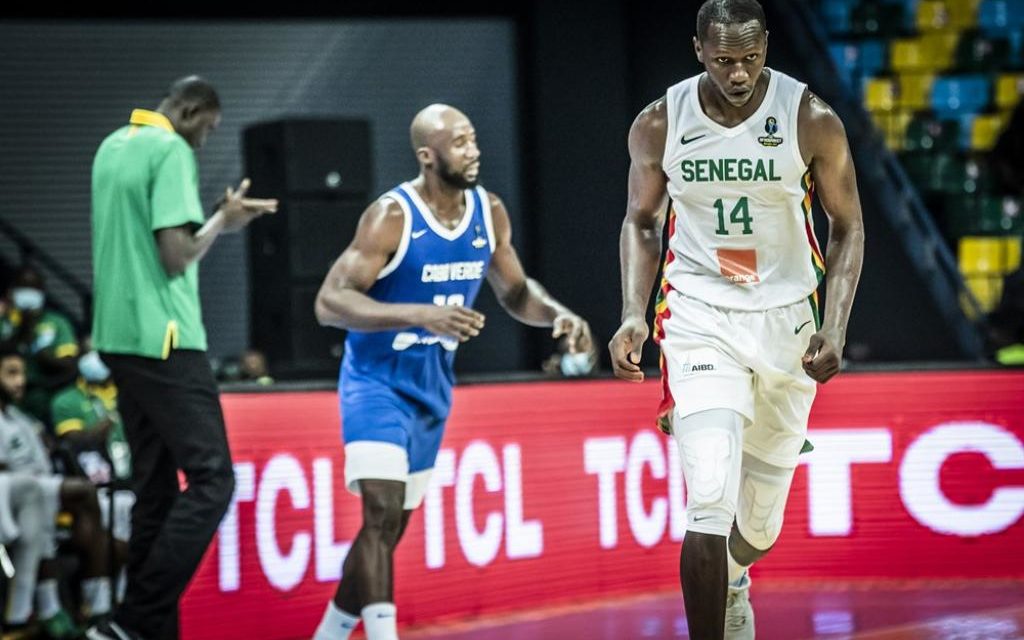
top-left (758, 116), bottom-right (784, 147)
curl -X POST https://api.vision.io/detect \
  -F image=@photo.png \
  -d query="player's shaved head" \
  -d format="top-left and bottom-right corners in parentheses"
top-left (410, 104), bottom-right (471, 151)
top-left (696, 0), bottom-right (766, 42)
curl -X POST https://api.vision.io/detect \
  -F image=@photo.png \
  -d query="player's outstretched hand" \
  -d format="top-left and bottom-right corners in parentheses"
top-left (552, 313), bottom-right (594, 355)
top-left (609, 316), bottom-right (648, 382)
top-left (802, 330), bottom-right (843, 383)
top-left (220, 178), bottom-right (279, 232)
top-left (419, 305), bottom-right (486, 342)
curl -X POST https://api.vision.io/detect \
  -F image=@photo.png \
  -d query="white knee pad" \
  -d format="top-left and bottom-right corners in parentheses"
top-left (735, 454), bottom-right (796, 551)
top-left (674, 409), bottom-right (745, 537)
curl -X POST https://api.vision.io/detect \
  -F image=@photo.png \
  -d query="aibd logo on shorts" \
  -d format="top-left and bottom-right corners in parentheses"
top-left (682, 362), bottom-right (716, 373)
top-left (758, 116), bottom-right (783, 147)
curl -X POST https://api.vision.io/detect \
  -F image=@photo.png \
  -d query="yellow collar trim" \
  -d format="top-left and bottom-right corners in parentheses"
top-left (129, 109), bottom-right (174, 133)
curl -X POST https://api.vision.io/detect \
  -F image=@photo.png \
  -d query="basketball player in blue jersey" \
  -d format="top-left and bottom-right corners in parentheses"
top-left (610, 1), bottom-right (864, 638)
top-left (311, 104), bottom-right (592, 640)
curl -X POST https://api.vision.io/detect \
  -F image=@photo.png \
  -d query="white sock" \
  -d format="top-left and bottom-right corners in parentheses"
top-left (312, 601), bottom-right (360, 640)
top-left (115, 568), bottom-right (127, 603)
top-left (361, 602), bottom-right (398, 640)
top-left (727, 548), bottom-right (748, 586)
top-left (6, 578), bottom-right (34, 624)
top-left (82, 576), bottom-right (112, 616)
top-left (35, 579), bottom-right (61, 619)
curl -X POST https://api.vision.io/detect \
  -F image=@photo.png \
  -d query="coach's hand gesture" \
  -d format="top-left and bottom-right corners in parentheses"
top-left (609, 315), bottom-right (649, 382)
top-left (802, 329), bottom-right (843, 383)
top-left (220, 178), bottom-right (278, 232)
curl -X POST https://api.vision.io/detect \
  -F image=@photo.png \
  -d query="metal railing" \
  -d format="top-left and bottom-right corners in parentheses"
top-left (0, 215), bottom-right (92, 330)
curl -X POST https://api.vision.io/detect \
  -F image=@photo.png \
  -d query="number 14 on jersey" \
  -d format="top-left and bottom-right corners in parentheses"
top-left (714, 197), bottom-right (753, 236)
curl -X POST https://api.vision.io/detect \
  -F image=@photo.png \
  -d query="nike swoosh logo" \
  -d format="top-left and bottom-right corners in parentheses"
top-left (794, 320), bottom-right (813, 335)
top-left (693, 515), bottom-right (711, 522)
top-left (411, 229), bottom-right (428, 239)
top-left (680, 133), bottom-right (707, 145)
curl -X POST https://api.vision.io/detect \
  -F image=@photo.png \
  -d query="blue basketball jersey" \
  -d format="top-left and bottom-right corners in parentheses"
top-left (340, 182), bottom-right (496, 418)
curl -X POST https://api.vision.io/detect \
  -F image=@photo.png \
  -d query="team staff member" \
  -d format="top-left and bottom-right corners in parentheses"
top-left (87, 76), bottom-right (277, 640)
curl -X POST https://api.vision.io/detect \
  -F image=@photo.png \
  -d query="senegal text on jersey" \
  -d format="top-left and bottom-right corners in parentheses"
top-left (680, 158), bottom-right (783, 183)
top-left (421, 261), bottom-right (486, 283)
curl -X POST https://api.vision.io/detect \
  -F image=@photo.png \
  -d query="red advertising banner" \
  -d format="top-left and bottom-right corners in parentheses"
top-left (180, 371), bottom-right (1024, 639)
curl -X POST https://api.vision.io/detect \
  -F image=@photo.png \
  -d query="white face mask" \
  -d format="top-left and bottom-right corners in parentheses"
top-left (560, 351), bottom-right (595, 377)
top-left (11, 287), bottom-right (45, 312)
top-left (78, 351), bottom-right (111, 383)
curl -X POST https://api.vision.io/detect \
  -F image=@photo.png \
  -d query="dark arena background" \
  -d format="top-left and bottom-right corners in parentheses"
top-left (1, 0), bottom-right (1022, 638)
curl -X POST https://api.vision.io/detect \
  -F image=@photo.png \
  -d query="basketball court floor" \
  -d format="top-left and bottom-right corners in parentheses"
top-left (404, 580), bottom-right (1024, 639)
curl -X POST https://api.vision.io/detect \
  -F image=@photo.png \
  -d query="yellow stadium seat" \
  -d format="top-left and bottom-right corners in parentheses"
top-left (963, 275), bottom-right (1003, 312)
top-left (917, 0), bottom-right (950, 30)
top-left (995, 74), bottom-right (1024, 110)
top-left (946, 0), bottom-right (980, 28)
top-left (891, 39), bottom-right (929, 72)
top-left (960, 233), bottom-right (1020, 314)
top-left (864, 78), bottom-right (897, 111)
top-left (960, 235), bottom-right (1005, 274)
top-left (921, 31), bottom-right (960, 69)
top-left (898, 74), bottom-right (935, 109)
top-left (1006, 235), bottom-right (1022, 271)
top-left (971, 113), bottom-right (1009, 150)
top-left (871, 109), bottom-right (913, 149)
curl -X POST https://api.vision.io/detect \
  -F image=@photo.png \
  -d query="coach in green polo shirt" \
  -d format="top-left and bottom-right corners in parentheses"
top-left (88, 75), bottom-right (277, 640)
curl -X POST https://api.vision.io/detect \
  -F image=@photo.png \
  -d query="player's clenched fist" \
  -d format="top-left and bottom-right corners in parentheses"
top-left (416, 305), bottom-right (486, 342)
top-left (609, 315), bottom-right (649, 382)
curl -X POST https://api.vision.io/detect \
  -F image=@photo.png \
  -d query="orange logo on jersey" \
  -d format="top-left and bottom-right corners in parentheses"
top-left (717, 248), bottom-right (759, 284)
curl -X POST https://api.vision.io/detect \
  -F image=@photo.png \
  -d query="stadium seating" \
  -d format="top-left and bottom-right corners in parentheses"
top-left (817, 0), bottom-right (1023, 312)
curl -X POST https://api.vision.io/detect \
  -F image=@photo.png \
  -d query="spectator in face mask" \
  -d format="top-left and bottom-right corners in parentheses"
top-left (51, 338), bottom-right (131, 483)
top-left (0, 266), bottom-right (80, 423)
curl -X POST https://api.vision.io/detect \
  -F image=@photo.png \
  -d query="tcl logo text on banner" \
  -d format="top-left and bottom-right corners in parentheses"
top-left (180, 372), bottom-right (1024, 639)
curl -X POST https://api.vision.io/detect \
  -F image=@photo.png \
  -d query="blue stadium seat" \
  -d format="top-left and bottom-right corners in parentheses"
top-left (956, 113), bottom-right (978, 149)
top-left (829, 43), bottom-right (858, 88)
top-left (931, 75), bottom-right (992, 117)
top-left (978, 0), bottom-right (1024, 31)
top-left (822, 0), bottom-right (854, 34)
top-left (859, 40), bottom-right (888, 76)
top-left (1009, 30), bottom-right (1024, 64)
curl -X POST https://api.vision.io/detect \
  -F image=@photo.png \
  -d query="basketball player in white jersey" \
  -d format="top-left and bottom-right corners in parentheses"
top-left (609, 1), bottom-right (864, 638)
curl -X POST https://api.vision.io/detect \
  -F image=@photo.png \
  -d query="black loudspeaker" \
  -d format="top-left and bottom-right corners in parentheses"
top-left (243, 118), bottom-right (372, 379)
top-left (243, 119), bottom-right (372, 196)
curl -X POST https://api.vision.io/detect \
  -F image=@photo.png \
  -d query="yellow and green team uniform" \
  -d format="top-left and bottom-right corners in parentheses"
top-left (91, 109), bottom-right (207, 360)
top-left (0, 307), bottom-right (80, 422)
top-left (51, 379), bottom-right (131, 480)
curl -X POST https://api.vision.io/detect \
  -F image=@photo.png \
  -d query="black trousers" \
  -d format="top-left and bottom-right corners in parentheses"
top-left (102, 350), bottom-right (235, 639)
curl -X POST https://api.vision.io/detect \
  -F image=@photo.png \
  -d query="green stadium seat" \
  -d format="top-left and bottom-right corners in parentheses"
top-left (946, 194), bottom-right (1022, 236)
top-left (905, 115), bottom-right (960, 152)
top-left (954, 30), bottom-right (1013, 71)
top-left (852, 1), bottom-right (908, 37)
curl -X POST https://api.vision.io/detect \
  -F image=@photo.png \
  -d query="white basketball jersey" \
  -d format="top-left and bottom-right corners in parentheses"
top-left (661, 68), bottom-right (824, 311)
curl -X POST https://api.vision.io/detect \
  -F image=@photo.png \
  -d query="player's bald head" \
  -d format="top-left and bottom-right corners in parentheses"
top-left (410, 104), bottom-right (471, 151)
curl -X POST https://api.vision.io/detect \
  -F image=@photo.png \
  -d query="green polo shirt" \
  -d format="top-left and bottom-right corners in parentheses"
top-left (91, 109), bottom-right (207, 359)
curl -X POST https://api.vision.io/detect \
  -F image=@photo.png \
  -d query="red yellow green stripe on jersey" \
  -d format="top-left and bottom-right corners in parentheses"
top-left (653, 207), bottom-right (677, 435)
top-left (801, 170), bottom-right (825, 329)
